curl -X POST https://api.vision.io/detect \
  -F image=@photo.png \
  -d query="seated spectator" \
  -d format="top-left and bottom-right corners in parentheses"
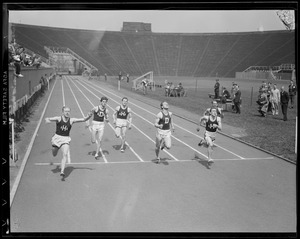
top-left (31, 54), bottom-right (41, 68)
top-left (174, 82), bottom-right (186, 97)
top-left (220, 87), bottom-right (231, 103)
top-left (204, 100), bottom-right (224, 118)
top-left (9, 44), bottom-right (25, 78)
top-left (164, 81), bottom-right (171, 97)
top-left (23, 54), bottom-right (32, 66)
top-left (257, 90), bottom-right (269, 117)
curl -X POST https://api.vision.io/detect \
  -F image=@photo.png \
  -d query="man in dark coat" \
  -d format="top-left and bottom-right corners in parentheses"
top-left (214, 79), bottom-right (220, 99)
top-left (280, 86), bottom-right (289, 121)
top-left (288, 80), bottom-right (297, 108)
top-left (233, 85), bottom-right (241, 114)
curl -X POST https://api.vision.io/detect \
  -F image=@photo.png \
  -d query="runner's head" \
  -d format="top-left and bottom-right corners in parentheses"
top-left (100, 96), bottom-right (108, 106)
top-left (210, 107), bottom-right (217, 117)
top-left (160, 101), bottom-right (169, 110)
top-left (121, 97), bottom-right (128, 106)
top-left (212, 100), bottom-right (218, 107)
top-left (62, 106), bottom-right (71, 118)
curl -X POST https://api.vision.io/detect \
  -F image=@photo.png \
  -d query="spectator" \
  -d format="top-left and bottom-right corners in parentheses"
top-left (259, 81), bottom-right (267, 94)
top-left (141, 76), bottom-right (148, 95)
top-left (288, 80), bottom-right (297, 109)
top-left (164, 80), bottom-right (170, 97)
top-left (169, 82), bottom-right (175, 97)
top-left (233, 85), bottom-right (241, 114)
top-left (104, 73), bottom-right (107, 81)
top-left (231, 82), bottom-right (237, 96)
top-left (257, 90), bottom-right (269, 117)
top-left (220, 87), bottom-right (231, 104)
top-left (214, 79), bottom-right (220, 99)
top-left (270, 84), bottom-right (280, 115)
top-left (280, 86), bottom-right (289, 121)
top-left (231, 82), bottom-right (237, 111)
top-left (175, 82), bottom-right (186, 97)
top-left (126, 74), bottom-right (130, 83)
top-left (267, 82), bottom-right (272, 96)
top-left (9, 43), bottom-right (25, 78)
top-left (118, 71), bottom-right (122, 81)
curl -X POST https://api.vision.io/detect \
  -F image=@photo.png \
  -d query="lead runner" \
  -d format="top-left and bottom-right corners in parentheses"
top-left (45, 106), bottom-right (91, 178)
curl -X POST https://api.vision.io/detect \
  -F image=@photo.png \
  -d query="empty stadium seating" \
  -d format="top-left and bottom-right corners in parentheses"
top-left (11, 23), bottom-right (295, 77)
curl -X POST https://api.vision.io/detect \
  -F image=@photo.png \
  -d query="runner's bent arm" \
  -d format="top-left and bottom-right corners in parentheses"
top-left (71, 113), bottom-right (92, 124)
top-left (112, 106), bottom-right (119, 124)
top-left (127, 108), bottom-right (132, 128)
top-left (45, 116), bottom-right (60, 123)
top-left (154, 112), bottom-right (163, 129)
top-left (170, 112), bottom-right (175, 131)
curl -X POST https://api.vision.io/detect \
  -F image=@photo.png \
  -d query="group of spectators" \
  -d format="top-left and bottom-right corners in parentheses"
top-left (214, 79), bottom-right (242, 114)
top-left (164, 81), bottom-right (186, 97)
top-left (8, 39), bottom-right (42, 78)
top-left (256, 80), bottom-right (296, 120)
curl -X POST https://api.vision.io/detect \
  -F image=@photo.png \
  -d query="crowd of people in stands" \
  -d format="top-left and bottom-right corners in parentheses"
top-left (8, 39), bottom-right (42, 78)
top-left (164, 81), bottom-right (186, 97)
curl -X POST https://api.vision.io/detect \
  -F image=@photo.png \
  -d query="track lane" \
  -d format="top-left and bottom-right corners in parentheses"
top-left (10, 76), bottom-right (296, 232)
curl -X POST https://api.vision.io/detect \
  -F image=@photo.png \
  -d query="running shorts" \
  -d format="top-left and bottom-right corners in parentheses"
top-left (51, 134), bottom-right (71, 148)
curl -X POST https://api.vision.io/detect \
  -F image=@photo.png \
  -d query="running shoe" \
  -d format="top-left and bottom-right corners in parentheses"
top-left (198, 140), bottom-right (204, 147)
top-left (120, 147), bottom-right (125, 153)
top-left (208, 158), bottom-right (214, 163)
top-left (156, 157), bottom-right (161, 164)
top-left (95, 153), bottom-right (99, 158)
top-left (160, 145), bottom-right (165, 150)
top-left (60, 172), bottom-right (65, 177)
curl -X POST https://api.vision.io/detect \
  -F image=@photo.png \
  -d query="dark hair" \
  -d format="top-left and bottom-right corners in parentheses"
top-left (122, 97), bottom-right (128, 101)
top-left (100, 96), bottom-right (108, 102)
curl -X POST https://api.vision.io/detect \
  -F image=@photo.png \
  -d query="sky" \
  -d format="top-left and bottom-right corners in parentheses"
top-left (8, 10), bottom-right (291, 33)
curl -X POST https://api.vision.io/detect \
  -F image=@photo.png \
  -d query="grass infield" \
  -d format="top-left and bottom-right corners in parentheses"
top-left (98, 75), bottom-right (297, 162)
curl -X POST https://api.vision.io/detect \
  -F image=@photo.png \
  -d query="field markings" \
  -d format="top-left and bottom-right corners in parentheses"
top-left (61, 76), bottom-right (65, 106)
top-left (34, 156), bottom-right (274, 166)
top-left (67, 77), bottom-right (144, 162)
top-left (78, 78), bottom-right (245, 159)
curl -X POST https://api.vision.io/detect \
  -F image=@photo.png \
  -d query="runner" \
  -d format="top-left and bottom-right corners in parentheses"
top-left (86, 96), bottom-right (109, 158)
top-left (154, 101), bottom-right (175, 164)
top-left (112, 97), bottom-right (132, 152)
top-left (197, 107), bottom-right (222, 164)
top-left (45, 106), bottom-right (91, 178)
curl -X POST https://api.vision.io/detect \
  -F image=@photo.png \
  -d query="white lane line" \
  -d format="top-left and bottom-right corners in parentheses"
top-left (74, 79), bottom-right (180, 161)
top-left (10, 78), bottom-right (58, 207)
top-left (78, 78), bottom-right (244, 159)
top-left (68, 78), bottom-right (144, 162)
top-left (76, 79), bottom-right (206, 160)
top-left (65, 77), bottom-right (108, 163)
top-left (61, 76), bottom-right (65, 106)
top-left (34, 156), bottom-right (274, 166)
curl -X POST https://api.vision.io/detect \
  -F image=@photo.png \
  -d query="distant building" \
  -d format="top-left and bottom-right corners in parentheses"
top-left (122, 22), bottom-right (152, 32)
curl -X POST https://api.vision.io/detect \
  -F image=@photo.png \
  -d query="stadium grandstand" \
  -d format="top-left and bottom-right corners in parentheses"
top-left (10, 22), bottom-right (295, 80)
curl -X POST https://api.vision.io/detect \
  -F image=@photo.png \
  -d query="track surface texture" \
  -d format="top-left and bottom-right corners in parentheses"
top-left (10, 76), bottom-right (296, 233)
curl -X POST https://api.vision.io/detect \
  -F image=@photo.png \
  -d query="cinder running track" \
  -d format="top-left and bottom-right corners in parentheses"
top-left (10, 76), bottom-right (296, 232)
